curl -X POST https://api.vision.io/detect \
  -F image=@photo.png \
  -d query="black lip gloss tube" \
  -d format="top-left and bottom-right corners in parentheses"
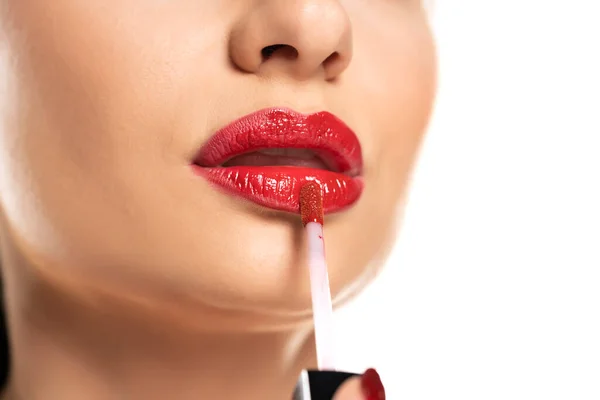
top-left (292, 369), bottom-right (358, 400)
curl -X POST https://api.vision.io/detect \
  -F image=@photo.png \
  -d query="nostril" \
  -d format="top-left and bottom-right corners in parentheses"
top-left (261, 45), bottom-right (283, 59)
top-left (261, 44), bottom-right (298, 61)
top-left (323, 52), bottom-right (347, 81)
top-left (324, 52), bottom-right (340, 66)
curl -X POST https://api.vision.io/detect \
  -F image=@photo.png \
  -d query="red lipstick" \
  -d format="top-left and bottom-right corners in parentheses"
top-left (192, 108), bottom-right (363, 214)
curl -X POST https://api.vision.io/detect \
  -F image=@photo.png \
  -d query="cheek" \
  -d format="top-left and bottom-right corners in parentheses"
top-left (351, 19), bottom-right (436, 195)
top-left (327, 11), bottom-right (436, 287)
top-left (5, 2), bottom-right (229, 163)
top-left (0, 5), bottom-right (220, 259)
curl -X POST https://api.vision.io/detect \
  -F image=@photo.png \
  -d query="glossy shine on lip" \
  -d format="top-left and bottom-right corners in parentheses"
top-left (192, 108), bottom-right (364, 214)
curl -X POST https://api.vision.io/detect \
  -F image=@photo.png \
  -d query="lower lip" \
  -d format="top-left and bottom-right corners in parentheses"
top-left (192, 166), bottom-right (363, 214)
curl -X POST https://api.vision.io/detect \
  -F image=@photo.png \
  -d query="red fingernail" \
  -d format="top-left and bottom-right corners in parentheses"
top-left (361, 368), bottom-right (385, 400)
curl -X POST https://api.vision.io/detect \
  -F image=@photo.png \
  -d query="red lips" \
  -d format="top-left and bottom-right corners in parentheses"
top-left (192, 108), bottom-right (364, 214)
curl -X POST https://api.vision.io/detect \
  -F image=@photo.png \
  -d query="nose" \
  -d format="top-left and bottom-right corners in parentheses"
top-left (229, 0), bottom-right (353, 81)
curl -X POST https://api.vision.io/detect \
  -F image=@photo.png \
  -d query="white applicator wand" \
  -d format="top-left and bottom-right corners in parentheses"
top-left (294, 182), bottom-right (358, 400)
top-left (300, 181), bottom-right (336, 370)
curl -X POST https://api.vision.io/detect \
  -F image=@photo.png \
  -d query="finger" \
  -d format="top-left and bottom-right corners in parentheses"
top-left (333, 368), bottom-right (386, 400)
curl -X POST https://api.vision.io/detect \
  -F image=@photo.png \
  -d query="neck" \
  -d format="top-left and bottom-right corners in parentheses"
top-left (0, 257), bottom-right (316, 400)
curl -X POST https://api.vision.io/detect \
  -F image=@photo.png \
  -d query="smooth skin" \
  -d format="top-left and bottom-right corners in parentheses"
top-left (0, 1), bottom-right (436, 399)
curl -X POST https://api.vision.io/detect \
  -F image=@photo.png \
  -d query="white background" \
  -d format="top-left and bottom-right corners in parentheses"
top-left (336, 1), bottom-right (600, 398)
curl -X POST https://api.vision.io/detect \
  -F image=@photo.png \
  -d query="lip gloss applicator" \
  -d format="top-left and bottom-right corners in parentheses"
top-left (301, 182), bottom-right (336, 370)
top-left (293, 182), bottom-right (358, 400)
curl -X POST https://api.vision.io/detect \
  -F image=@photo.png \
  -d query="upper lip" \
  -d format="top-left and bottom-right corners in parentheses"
top-left (193, 108), bottom-right (363, 176)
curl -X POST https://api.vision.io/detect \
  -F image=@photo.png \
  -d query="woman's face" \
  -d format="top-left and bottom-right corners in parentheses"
top-left (0, 1), bottom-right (435, 328)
